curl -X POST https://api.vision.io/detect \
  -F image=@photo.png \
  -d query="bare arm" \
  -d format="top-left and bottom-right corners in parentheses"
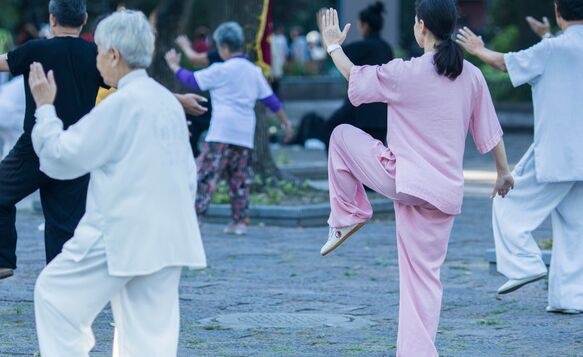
top-left (175, 35), bottom-right (210, 67)
top-left (457, 27), bottom-right (507, 72)
top-left (0, 54), bottom-right (9, 72)
top-left (320, 9), bottom-right (353, 81)
top-left (490, 139), bottom-right (514, 198)
top-left (274, 109), bottom-right (293, 143)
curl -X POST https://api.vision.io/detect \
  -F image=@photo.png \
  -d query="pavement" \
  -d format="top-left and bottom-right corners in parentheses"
top-left (1, 131), bottom-right (582, 357)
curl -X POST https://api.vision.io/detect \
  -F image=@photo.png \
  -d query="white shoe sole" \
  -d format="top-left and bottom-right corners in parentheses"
top-left (497, 272), bottom-right (547, 295)
top-left (321, 223), bottom-right (365, 256)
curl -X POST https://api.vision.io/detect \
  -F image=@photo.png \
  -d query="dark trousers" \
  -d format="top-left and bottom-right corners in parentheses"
top-left (291, 102), bottom-right (387, 151)
top-left (0, 135), bottom-right (89, 269)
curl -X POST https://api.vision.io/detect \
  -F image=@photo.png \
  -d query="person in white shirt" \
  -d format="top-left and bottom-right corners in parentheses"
top-left (165, 22), bottom-right (292, 236)
top-left (0, 75), bottom-right (24, 158)
top-left (457, 0), bottom-right (583, 314)
top-left (28, 10), bottom-right (207, 356)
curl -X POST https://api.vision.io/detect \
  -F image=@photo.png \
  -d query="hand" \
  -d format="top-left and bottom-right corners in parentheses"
top-left (164, 49), bottom-right (182, 73)
top-left (491, 172), bottom-right (514, 198)
top-left (175, 35), bottom-right (191, 50)
top-left (282, 124), bottom-right (294, 143)
top-left (316, 8), bottom-right (328, 48)
top-left (456, 27), bottom-right (485, 56)
top-left (175, 93), bottom-right (208, 116)
top-left (526, 16), bottom-right (551, 39)
top-left (320, 8), bottom-right (351, 47)
top-left (28, 62), bottom-right (57, 107)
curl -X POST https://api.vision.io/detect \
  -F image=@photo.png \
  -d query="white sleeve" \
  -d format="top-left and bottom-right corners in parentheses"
top-left (193, 63), bottom-right (227, 91)
top-left (504, 40), bottom-right (552, 87)
top-left (31, 97), bottom-right (124, 180)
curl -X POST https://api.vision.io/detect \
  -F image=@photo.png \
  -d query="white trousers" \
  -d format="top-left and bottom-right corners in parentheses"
top-left (493, 145), bottom-right (583, 310)
top-left (34, 235), bottom-right (183, 357)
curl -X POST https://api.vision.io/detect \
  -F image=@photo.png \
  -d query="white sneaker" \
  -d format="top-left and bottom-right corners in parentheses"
top-left (496, 272), bottom-right (547, 294)
top-left (223, 222), bottom-right (248, 236)
top-left (320, 223), bottom-right (365, 256)
top-left (545, 306), bottom-right (582, 314)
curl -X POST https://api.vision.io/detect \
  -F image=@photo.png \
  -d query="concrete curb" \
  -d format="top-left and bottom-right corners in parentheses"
top-left (204, 198), bottom-right (394, 227)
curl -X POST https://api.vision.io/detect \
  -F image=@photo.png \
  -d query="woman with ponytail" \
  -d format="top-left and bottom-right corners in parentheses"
top-left (318, 1), bottom-right (514, 356)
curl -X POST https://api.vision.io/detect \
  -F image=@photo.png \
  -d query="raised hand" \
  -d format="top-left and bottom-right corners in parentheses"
top-left (28, 62), bottom-right (57, 107)
top-left (316, 8), bottom-right (328, 48)
top-left (175, 35), bottom-right (191, 50)
top-left (456, 27), bottom-right (485, 55)
top-left (320, 8), bottom-right (351, 47)
top-left (526, 16), bottom-right (551, 38)
top-left (492, 172), bottom-right (514, 198)
top-left (164, 49), bottom-right (182, 73)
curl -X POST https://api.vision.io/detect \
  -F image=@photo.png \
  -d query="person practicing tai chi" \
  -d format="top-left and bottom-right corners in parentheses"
top-left (0, 0), bottom-right (102, 280)
top-left (29, 10), bottom-right (206, 356)
top-left (457, 0), bottom-right (583, 314)
top-left (318, 1), bottom-right (514, 356)
top-left (165, 22), bottom-right (292, 236)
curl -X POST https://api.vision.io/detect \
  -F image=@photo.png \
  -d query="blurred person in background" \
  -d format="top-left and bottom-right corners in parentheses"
top-left (288, 1), bottom-right (394, 151)
top-left (166, 22), bottom-right (292, 236)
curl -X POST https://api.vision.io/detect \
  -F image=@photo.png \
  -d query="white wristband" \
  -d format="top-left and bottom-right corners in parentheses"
top-left (327, 44), bottom-right (341, 55)
top-left (542, 32), bottom-right (552, 39)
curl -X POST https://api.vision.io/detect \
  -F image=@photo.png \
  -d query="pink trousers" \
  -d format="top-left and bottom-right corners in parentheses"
top-left (328, 125), bottom-right (455, 357)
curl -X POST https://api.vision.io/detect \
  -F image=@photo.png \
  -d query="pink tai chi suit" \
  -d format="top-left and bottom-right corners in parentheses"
top-left (327, 52), bottom-right (503, 356)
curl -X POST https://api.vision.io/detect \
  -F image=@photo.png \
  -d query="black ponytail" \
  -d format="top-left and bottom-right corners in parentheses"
top-left (359, 1), bottom-right (386, 33)
top-left (416, 0), bottom-right (464, 80)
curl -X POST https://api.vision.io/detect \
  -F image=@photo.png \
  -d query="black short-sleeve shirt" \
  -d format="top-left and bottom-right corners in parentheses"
top-left (7, 37), bottom-right (102, 134)
top-left (207, 49), bottom-right (223, 65)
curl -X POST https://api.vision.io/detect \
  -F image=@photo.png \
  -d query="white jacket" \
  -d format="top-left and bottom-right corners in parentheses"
top-left (32, 69), bottom-right (206, 276)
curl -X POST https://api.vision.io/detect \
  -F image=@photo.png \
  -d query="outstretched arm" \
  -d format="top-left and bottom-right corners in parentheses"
top-left (0, 54), bottom-right (9, 72)
top-left (320, 8), bottom-right (353, 80)
top-left (457, 27), bottom-right (507, 72)
top-left (490, 140), bottom-right (514, 198)
top-left (175, 35), bottom-right (210, 67)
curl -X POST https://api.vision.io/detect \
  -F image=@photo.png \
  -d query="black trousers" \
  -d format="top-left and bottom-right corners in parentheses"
top-left (291, 102), bottom-right (387, 151)
top-left (0, 135), bottom-right (89, 269)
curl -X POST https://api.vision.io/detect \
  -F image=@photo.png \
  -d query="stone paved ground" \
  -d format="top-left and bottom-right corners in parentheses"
top-left (1, 132), bottom-right (582, 357)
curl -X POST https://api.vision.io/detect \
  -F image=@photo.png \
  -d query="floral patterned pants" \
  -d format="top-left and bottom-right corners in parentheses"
top-left (195, 142), bottom-right (253, 223)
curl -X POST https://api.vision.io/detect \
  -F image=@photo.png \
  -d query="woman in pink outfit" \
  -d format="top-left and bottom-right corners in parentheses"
top-left (319, 1), bottom-right (515, 356)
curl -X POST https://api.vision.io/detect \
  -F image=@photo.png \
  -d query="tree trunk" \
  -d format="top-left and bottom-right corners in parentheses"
top-left (149, 0), bottom-right (194, 90)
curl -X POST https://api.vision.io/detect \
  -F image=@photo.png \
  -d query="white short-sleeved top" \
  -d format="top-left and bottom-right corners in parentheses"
top-left (504, 24), bottom-right (583, 182)
top-left (194, 57), bottom-right (274, 149)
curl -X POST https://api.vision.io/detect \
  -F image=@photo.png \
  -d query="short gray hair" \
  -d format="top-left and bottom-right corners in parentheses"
top-left (94, 10), bottom-right (155, 69)
top-left (213, 22), bottom-right (245, 52)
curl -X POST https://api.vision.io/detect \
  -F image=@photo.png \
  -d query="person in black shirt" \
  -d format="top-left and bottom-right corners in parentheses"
top-left (0, 0), bottom-right (101, 279)
top-left (289, 1), bottom-right (394, 150)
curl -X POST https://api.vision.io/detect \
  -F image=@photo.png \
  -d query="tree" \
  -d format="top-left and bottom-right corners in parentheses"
top-left (148, 0), bottom-right (194, 90)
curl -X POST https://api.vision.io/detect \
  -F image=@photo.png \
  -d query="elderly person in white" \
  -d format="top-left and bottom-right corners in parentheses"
top-left (458, 0), bottom-right (583, 314)
top-left (29, 10), bottom-right (206, 356)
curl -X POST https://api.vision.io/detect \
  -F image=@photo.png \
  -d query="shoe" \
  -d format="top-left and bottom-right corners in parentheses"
top-left (320, 223), bottom-right (365, 256)
top-left (496, 272), bottom-right (547, 294)
top-left (545, 306), bottom-right (582, 314)
top-left (223, 222), bottom-right (247, 236)
top-left (0, 268), bottom-right (14, 280)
